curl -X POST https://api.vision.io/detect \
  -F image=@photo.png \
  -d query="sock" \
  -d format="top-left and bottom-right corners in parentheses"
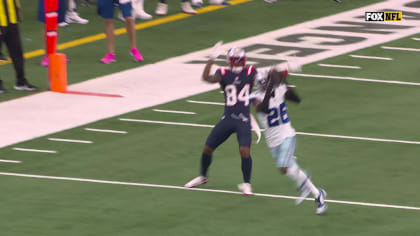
top-left (286, 165), bottom-right (320, 198)
top-left (241, 156), bottom-right (252, 183)
top-left (160, 0), bottom-right (167, 3)
top-left (200, 153), bottom-right (212, 177)
top-left (182, 0), bottom-right (188, 2)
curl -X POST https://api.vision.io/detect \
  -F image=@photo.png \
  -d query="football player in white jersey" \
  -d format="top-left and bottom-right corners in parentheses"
top-left (250, 66), bottom-right (327, 215)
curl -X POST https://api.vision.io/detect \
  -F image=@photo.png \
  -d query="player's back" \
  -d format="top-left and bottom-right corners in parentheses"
top-left (217, 66), bottom-right (256, 119)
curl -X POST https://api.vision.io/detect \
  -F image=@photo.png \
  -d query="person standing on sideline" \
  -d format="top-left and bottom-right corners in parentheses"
top-left (250, 66), bottom-right (327, 215)
top-left (65, 0), bottom-right (89, 24)
top-left (0, 0), bottom-right (37, 93)
top-left (184, 42), bottom-right (257, 196)
top-left (97, 0), bottom-right (143, 64)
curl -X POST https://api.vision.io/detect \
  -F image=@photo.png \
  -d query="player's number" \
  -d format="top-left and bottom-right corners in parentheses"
top-left (225, 84), bottom-right (250, 106)
top-left (267, 102), bottom-right (289, 127)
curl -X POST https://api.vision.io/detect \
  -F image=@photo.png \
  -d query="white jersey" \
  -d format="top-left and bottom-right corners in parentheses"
top-left (250, 84), bottom-right (296, 148)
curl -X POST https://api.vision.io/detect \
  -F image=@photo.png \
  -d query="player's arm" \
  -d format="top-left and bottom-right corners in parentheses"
top-left (202, 59), bottom-right (222, 83)
top-left (285, 86), bottom-right (301, 104)
top-left (255, 77), bottom-right (275, 113)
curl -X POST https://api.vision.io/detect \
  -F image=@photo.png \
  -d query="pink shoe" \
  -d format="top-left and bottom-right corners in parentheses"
top-left (41, 56), bottom-right (49, 67)
top-left (100, 53), bottom-right (116, 64)
top-left (130, 48), bottom-right (144, 62)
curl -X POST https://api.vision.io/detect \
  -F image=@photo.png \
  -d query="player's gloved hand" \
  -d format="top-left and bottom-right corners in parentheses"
top-left (287, 60), bottom-right (302, 72)
top-left (210, 41), bottom-right (223, 60)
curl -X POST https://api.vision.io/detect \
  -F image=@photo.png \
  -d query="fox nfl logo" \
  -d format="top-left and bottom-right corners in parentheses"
top-left (365, 12), bottom-right (402, 22)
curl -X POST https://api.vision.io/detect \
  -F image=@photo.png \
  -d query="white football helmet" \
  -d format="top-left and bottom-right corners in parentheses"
top-left (255, 70), bottom-right (269, 91)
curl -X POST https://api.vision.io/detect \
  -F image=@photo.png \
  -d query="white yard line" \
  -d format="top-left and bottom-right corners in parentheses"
top-left (412, 37), bottom-right (420, 41)
top-left (0, 159), bottom-right (21, 163)
top-left (318, 64), bottom-right (361, 69)
top-left (119, 118), bottom-right (214, 128)
top-left (84, 128), bottom-right (127, 134)
top-left (119, 119), bottom-right (420, 145)
top-left (0, 171), bottom-right (418, 211)
top-left (12, 148), bottom-right (57, 153)
top-left (381, 46), bottom-right (420, 52)
top-left (349, 55), bottom-right (393, 61)
top-left (289, 73), bottom-right (420, 86)
top-left (187, 100), bottom-right (224, 106)
top-left (48, 138), bottom-right (93, 144)
top-left (153, 109), bottom-right (196, 115)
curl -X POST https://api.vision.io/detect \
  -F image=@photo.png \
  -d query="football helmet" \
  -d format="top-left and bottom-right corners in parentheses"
top-left (255, 70), bottom-right (269, 91)
top-left (227, 47), bottom-right (246, 73)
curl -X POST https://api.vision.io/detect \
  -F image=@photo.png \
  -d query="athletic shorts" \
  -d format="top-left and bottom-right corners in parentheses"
top-left (205, 116), bottom-right (252, 149)
top-left (97, 0), bottom-right (132, 19)
top-left (270, 136), bottom-right (297, 168)
top-left (38, 0), bottom-right (66, 23)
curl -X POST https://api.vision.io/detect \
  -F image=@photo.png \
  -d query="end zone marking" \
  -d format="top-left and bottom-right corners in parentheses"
top-left (350, 55), bottom-right (393, 61)
top-left (318, 64), bottom-right (361, 69)
top-left (153, 109), bottom-right (196, 115)
top-left (12, 148), bottom-right (57, 154)
top-left (48, 138), bottom-right (93, 144)
top-left (84, 128), bottom-right (127, 134)
top-left (0, 159), bottom-right (21, 163)
top-left (0, 171), bottom-right (419, 211)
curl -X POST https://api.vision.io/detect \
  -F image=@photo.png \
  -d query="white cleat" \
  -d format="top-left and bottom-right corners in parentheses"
top-left (184, 176), bottom-right (208, 188)
top-left (315, 189), bottom-right (327, 215)
top-left (155, 2), bottom-right (168, 16)
top-left (191, 0), bottom-right (203, 7)
top-left (181, 1), bottom-right (197, 14)
top-left (238, 183), bottom-right (254, 196)
top-left (135, 10), bottom-right (153, 20)
top-left (65, 12), bottom-right (89, 24)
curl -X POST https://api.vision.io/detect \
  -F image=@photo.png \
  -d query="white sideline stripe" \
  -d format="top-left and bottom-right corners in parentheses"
top-left (119, 118), bottom-right (214, 128)
top-left (296, 132), bottom-right (420, 145)
top-left (381, 46), bottom-right (420, 52)
top-left (12, 148), bottom-right (57, 153)
top-left (119, 119), bottom-right (420, 145)
top-left (0, 159), bottom-right (21, 163)
top-left (318, 64), bottom-right (361, 69)
top-left (48, 138), bottom-right (93, 144)
top-left (0, 171), bottom-right (419, 211)
top-left (350, 55), bottom-right (393, 61)
top-left (153, 109), bottom-right (196, 115)
top-left (84, 128), bottom-right (127, 134)
top-left (412, 38), bottom-right (420, 41)
top-left (187, 100), bottom-right (224, 106)
top-left (289, 73), bottom-right (420, 86)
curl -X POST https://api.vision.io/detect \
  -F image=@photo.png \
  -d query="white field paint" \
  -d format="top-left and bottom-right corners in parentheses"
top-left (289, 73), bottom-right (420, 86)
top-left (381, 46), bottom-right (420, 52)
top-left (0, 159), bottom-right (21, 163)
top-left (153, 109), bottom-right (196, 115)
top-left (350, 55), bottom-right (393, 61)
top-left (12, 148), bottom-right (57, 153)
top-left (1, 0), bottom-right (420, 148)
top-left (318, 64), bottom-right (361, 69)
top-left (118, 118), bottom-right (420, 145)
top-left (187, 100), bottom-right (224, 106)
top-left (0, 171), bottom-right (419, 211)
top-left (412, 37), bottom-right (420, 41)
top-left (84, 128), bottom-right (128, 134)
top-left (47, 138), bottom-right (93, 144)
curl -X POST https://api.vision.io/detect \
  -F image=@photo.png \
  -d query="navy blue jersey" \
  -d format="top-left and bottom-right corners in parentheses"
top-left (216, 66), bottom-right (257, 118)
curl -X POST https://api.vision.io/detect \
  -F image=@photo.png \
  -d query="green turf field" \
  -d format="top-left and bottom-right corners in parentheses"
top-left (1, 0), bottom-right (420, 235)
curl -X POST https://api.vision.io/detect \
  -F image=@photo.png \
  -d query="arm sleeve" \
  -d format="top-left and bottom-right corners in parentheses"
top-left (285, 87), bottom-right (301, 104)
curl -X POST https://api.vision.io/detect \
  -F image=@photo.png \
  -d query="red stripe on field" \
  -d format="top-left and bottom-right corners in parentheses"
top-left (65, 90), bottom-right (123, 98)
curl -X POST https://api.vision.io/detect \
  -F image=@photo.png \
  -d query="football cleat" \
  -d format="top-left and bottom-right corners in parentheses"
top-left (155, 2), bottom-right (168, 16)
top-left (238, 183), bottom-right (254, 196)
top-left (191, 0), bottom-right (203, 7)
top-left (315, 189), bottom-right (327, 215)
top-left (181, 2), bottom-right (197, 14)
top-left (184, 176), bottom-right (208, 188)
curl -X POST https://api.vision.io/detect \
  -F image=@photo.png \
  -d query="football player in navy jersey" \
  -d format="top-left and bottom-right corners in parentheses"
top-left (184, 42), bottom-right (257, 196)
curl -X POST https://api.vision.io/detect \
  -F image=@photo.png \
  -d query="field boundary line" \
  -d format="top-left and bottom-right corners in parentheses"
top-left (0, 171), bottom-right (419, 211)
